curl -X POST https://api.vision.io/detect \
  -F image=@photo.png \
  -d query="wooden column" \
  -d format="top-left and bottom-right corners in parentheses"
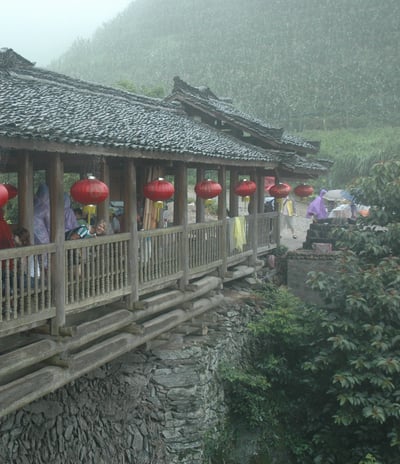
top-left (195, 167), bottom-right (205, 223)
top-left (49, 155), bottom-right (66, 334)
top-left (96, 159), bottom-right (110, 227)
top-left (229, 168), bottom-right (239, 217)
top-left (175, 163), bottom-right (189, 289)
top-left (125, 160), bottom-right (139, 307)
top-left (217, 167), bottom-right (227, 220)
top-left (218, 166), bottom-right (228, 277)
top-left (256, 171), bottom-right (265, 214)
top-left (250, 171), bottom-right (259, 266)
top-left (17, 152), bottom-right (34, 237)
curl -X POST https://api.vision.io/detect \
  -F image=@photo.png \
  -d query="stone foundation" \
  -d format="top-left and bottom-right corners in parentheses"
top-left (287, 249), bottom-right (340, 305)
top-left (0, 293), bottom-right (257, 464)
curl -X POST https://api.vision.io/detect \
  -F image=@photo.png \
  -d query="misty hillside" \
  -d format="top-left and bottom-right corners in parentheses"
top-left (50, 0), bottom-right (400, 130)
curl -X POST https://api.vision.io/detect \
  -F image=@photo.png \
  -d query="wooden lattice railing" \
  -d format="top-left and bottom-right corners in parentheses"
top-left (0, 213), bottom-right (279, 337)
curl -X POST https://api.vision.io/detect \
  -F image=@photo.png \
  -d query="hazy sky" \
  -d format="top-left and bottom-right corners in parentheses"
top-left (0, 0), bottom-right (133, 66)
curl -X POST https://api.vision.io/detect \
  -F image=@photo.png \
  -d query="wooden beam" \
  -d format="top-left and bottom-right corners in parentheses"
top-left (0, 137), bottom-right (279, 169)
top-left (0, 339), bottom-right (59, 377)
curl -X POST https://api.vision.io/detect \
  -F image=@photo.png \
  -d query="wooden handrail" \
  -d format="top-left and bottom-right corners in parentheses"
top-left (0, 213), bottom-right (279, 338)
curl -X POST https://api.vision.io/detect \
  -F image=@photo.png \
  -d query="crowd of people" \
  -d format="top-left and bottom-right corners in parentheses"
top-left (267, 187), bottom-right (360, 242)
top-left (0, 183), bottom-right (120, 293)
top-left (0, 182), bottom-right (363, 291)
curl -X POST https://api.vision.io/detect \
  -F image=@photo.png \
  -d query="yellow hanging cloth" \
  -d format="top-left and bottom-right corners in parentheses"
top-left (233, 216), bottom-right (246, 251)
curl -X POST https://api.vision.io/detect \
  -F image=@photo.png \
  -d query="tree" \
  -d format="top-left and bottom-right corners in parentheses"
top-left (115, 80), bottom-right (165, 98)
top-left (221, 160), bottom-right (400, 463)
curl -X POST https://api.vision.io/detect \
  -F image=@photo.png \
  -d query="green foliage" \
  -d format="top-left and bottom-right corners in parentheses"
top-left (203, 422), bottom-right (236, 464)
top-left (300, 127), bottom-right (400, 188)
top-left (222, 281), bottom-right (400, 463)
top-left (331, 160), bottom-right (400, 260)
top-left (220, 160), bottom-right (400, 463)
top-left (115, 79), bottom-right (165, 98)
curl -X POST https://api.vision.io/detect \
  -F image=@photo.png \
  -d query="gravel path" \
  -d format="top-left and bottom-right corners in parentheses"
top-left (280, 201), bottom-right (311, 250)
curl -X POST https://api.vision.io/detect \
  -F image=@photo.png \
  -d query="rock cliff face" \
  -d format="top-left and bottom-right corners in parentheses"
top-left (0, 290), bottom-right (258, 464)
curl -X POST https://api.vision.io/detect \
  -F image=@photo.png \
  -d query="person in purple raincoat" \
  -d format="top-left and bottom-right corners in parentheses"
top-left (33, 184), bottom-right (51, 245)
top-left (64, 193), bottom-right (79, 233)
top-left (306, 189), bottom-right (328, 222)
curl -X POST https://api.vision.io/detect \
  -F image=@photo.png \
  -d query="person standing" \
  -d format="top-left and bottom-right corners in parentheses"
top-left (0, 208), bottom-right (15, 295)
top-left (0, 208), bottom-right (14, 250)
top-left (280, 194), bottom-right (297, 239)
top-left (306, 189), bottom-right (328, 222)
top-left (64, 193), bottom-right (79, 233)
top-left (33, 184), bottom-right (51, 245)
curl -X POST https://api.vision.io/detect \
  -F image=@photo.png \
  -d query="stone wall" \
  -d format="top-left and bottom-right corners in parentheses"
top-left (286, 250), bottom-right (340, 305)
top-left (0, 291), bottom-right (257, 464)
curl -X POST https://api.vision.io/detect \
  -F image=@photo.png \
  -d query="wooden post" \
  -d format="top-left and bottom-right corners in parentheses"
top-left (250, 171), bottom-right (259, 266)
top-left (18, 152), bottom-right (34, 237)
top-left (195, 167), bottom-right (205, 223)
top-left (218, 166), bottom-right (228, 277)
top-left (257, 172), bottom-right (265, 214)
top-left (229, 168), bottom-right (239, 217)
top-left (175, 163), bottom-right (189, 289)
top-left (96, 159), bottom-right (110, 228)
top-left (125, 160), bottom-right (139, 307)
top-left (50, 155), bottom-right (66, 334)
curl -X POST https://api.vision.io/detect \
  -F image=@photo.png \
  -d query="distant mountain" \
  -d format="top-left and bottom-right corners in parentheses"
top-left (50, 0), bottom-right (400, 130)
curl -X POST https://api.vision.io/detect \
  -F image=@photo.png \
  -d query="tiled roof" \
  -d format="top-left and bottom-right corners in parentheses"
top-left (0, 50), bottom-right (282, 164)
top-left (170, 76), bottom-right (320, 154)
top-left (0, 49), bottom-right (326, 176)
top-left (278, 153), bottom-right (328, 176)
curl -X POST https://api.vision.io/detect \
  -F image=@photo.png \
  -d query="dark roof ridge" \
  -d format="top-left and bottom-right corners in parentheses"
top-left (11, 64), bottom-right (179, 113)
top-left (1, 49), bottom-right (176, 112)
top-left (0, 48), bottom-right (34, 69)
top-left (169, 77), bottom-right (320, 154)
top-left (173, 76), bottom-right (218, 100)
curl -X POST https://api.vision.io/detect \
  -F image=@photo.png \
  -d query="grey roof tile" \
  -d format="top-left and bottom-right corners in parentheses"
top-left (170, 76), bottom-right (320, 154)
top-left (0, 49), bottom-right (326, 176)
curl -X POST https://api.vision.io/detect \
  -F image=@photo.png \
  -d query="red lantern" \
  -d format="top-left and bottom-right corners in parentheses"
top-left (70, 176), bottom-right (109, 205)
top-left (195, 179), bottom-right (222, 199)
top-left (294, 184), bottom-right (314, 198)
top-left (234, 179), bottom-right (257, 197)
top-left (0, 184), bottom-right (8, 207)
top-left (269, 183), bottom-right (291, 198)
top-left (143, 178), bottom-right (175, 202)
top-left (4, 184), bottom-right (18, 200)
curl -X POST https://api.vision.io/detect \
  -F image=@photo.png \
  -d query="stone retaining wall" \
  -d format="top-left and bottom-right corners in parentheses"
top-left (0, 292), bottom-right (257, 464)
top-left (287, 250), bottom-right (340, 305)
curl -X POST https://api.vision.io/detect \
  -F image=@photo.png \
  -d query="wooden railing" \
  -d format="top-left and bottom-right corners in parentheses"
top-left (64, 233), bottom-right (131, 313)
top-left (138, 226), bottom-right (183, 292)
top-left (188, 220), bottom-right (223, 275)
top-left (0, 244), bottom-right (56, 336)
top-left (0, 213), bottom-right (279, 337)
top-left (257, 212), bottom-right (279, 250)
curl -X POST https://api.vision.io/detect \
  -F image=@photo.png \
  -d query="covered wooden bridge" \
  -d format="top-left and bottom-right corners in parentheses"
top-left (0, 48), bottom-right (327, 417)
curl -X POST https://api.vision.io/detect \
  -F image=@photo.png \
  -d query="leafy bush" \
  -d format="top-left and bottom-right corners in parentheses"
top-left (220, 160), bottom-right (400, 463)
